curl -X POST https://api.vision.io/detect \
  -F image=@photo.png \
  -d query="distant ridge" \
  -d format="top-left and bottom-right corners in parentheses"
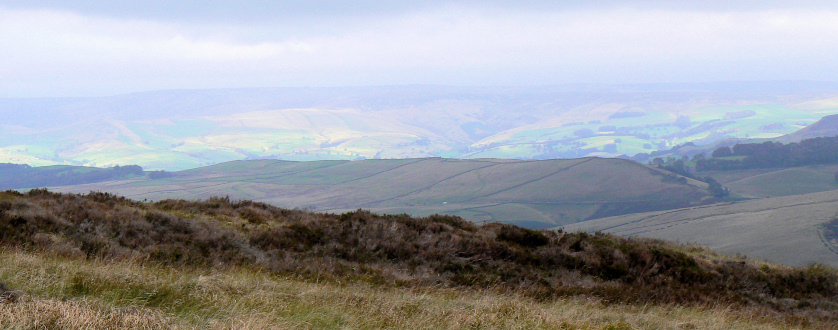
top-left (52, 157), bottom-right (715, 229)
top-left (3, 84), bottom-right (837, 170)
top-left (777, 114), bottom-right (838, 143)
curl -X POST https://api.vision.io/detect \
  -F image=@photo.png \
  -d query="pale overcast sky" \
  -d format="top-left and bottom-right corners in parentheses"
top-left (1, 1), bottom-right (838, 97)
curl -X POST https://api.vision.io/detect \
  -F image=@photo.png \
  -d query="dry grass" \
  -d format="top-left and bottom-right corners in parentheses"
top-left (1, 190), bottom-right (837, 328)
top-left (0, 298), bottom-right (175, 329)
top-left (0, 249), bottom-right (805, 329)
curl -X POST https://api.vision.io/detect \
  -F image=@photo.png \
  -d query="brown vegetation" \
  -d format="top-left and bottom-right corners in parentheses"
top-left (0, 281), bottom-right (18, 304)
top-left (1, 189), bottom-right (837, 325)
top-left (0, 249), bottom-right (794, 329)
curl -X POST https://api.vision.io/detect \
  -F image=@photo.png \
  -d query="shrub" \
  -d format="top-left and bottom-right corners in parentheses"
top-left (495, 225), bottom-right (549, 248)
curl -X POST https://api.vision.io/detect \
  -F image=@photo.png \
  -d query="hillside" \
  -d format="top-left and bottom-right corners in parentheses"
top-left (650, 135), bottom-right (838, 198)
top-left (0, 190), bottom-right (836, 328)
top-left (2, 84), bottom-right (837, 170)
top-left (777, 113), bottom-right (838, 143)
top-left (51, 157), bottom-right (715, 229)
top-left (704, 165), bottom-right (838, 198)
top-left (563, 189), bottom-right (838, 267)
top-left (0, 250), bottom-right (805, 329)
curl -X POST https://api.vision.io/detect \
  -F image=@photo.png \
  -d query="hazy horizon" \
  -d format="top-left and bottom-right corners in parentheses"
top-left (2, 1), bottom-right (838, 97)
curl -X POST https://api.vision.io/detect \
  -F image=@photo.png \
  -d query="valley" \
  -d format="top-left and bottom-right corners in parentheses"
top-left (5, 1), bottom-right (838, 327)
top-left (3, 84), bottom-right (838, 170)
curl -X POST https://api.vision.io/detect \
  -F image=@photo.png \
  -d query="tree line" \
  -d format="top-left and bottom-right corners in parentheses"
top-left (655, 160), bottom-right (730, 197)
top-left (696, 136), bottom-right (838, 171)
top-left (0, 163), bottom-right (145, 189)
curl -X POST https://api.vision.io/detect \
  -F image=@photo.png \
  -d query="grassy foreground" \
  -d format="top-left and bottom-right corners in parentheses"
top-left (0, 189), bottom-right (837, 328)
top-left (0, 249), bottom-right (801, 329)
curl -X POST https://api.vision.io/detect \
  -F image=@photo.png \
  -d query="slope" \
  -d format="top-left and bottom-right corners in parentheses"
top-left (704, 165), bottom-right (838, 198)
top-left (52, 157), bottom-right (714, 229)
top-left (0, 190), bottom-right (835, 327)
top-left (777, 113), bottom-right (838, 143)
top-left (0, 250), bottom-right (800, 329)
top-left (563, 189), bottom-right (838, 267)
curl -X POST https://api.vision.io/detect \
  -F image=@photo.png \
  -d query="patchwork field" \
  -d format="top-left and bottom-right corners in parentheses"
top-left (3, 85), bottom-right (838, 171)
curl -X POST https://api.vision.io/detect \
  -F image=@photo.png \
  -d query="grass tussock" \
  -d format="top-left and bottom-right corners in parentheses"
top-left (0, 281), bottom-right (18, 304)
top-left (0, 189), bottom-right (837, 327)
top-left (0, 297), bottom-right (175, 329)
top-left (0, 249), bottom-right (800, 329)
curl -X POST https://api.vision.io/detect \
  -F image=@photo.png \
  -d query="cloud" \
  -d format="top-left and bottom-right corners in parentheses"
top-left (6, 1), bottom-right (838, 23)
top-left (0, 4), bottom-right (837, 97)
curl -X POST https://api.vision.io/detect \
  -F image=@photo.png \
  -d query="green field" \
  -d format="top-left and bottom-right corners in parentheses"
top-left (3, 87), bottom-right (838, 171)
top-left (466, 104), bottom-right (835, 160)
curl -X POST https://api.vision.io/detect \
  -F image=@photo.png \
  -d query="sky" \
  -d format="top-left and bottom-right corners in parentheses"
top-left (1, 1), bottom-right (838, 97)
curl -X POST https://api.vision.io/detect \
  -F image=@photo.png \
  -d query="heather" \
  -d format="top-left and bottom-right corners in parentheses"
top-left (1, 189), bottom-right (836, 326)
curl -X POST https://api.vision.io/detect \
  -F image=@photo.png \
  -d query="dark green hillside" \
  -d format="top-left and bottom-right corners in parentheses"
top-left (0, 163), bottom-right (144, 190)
top-left (1, 189), bottom-right (836, 324)
top-left (697, 136), bottom-right (838, 172)
top-left (52, 157), bottom-right (715, 229)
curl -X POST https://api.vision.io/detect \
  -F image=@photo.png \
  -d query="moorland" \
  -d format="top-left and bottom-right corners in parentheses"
top-left (1, 189), bottom-right (837, 328)
top-left (4, 83), bottom-right (838, 327)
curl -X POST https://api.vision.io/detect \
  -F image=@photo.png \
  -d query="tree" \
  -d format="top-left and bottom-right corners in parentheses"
top-left (705, 177), bottom-right (730, 197)
top-left (711, 146), bottom-right (732, 158)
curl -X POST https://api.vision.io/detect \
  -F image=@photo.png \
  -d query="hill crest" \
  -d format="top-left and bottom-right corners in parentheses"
top-left (51, 157), bottom-right (716, 228)
top-left (777, 114), bottom-right (838, 143)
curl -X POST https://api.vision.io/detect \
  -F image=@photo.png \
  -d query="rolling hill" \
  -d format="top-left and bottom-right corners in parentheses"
top-left (3, 83), bottom-right (838, 170)
top-left (777, 113), bottom-right (838, 143)
top-left (563, 189), bottom-right (838, 267)
top-left (51, 157), bottom-right (714, 229)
